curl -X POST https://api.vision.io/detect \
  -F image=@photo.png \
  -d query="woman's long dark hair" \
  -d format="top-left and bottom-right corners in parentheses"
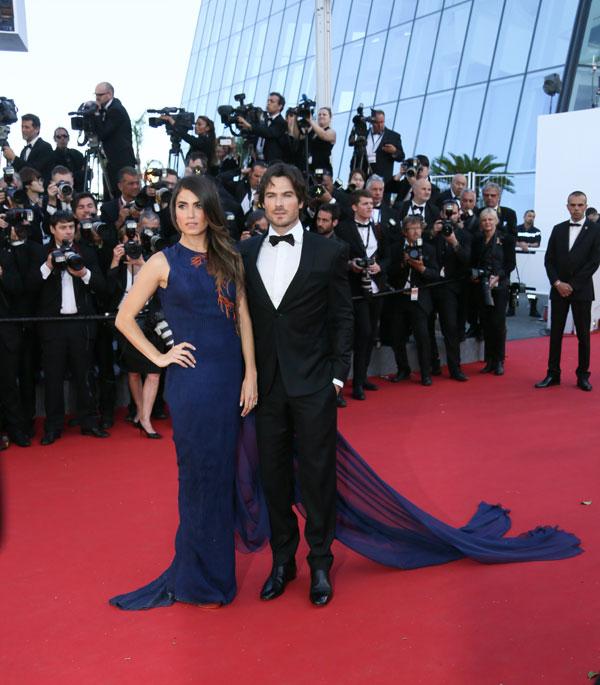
top-left (197, 116), bottom-right (217, 168)
top-left (170, 175), bottom-right (244, 292)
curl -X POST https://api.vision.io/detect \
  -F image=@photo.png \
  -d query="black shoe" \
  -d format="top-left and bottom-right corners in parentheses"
top-left (466, 326), bottom-right (480, 338)
top-left (81, 426), bottom-right (110, 438)
top-left (352, 386), bottom-right (366, 400)
top-left (450, 370), bottom-right (469, 382)
top-left (535, 374), bottom-right (560, 388)
top-left (421, 376), bottom-right (432, 386)
top-left (124, 414), bottom-right (137, 424)
top-left (8, 431), bottom-right (31, 447)
top-left (100, 417), bottom-right (114, 430)
top-left (577, 377), bottom-right (592, 392)
top-left (0, 435), bottom-right (8, 451)
top-left (138, 423), bottom-right (162, 439)
top-left (67, 417), bottom-right (80, 428)
top-left (431, 363), bottom-right (442, 376)
top-left (309, 568), bottom-right (333, 607)
top-left (336, 394), bottom-right (347, 408)
top-left (480, 362), bottom-right (494, 374)
top-left (260, 561), bottom-right (297, 601)
top-left (389, 369), bottom-right (411, 382)
top-left (41, 431), bottom-right (61, 446)
top-left (494, 362), bottom-right (504, 376)
top-left (363, 381), bottom-right (379, 391)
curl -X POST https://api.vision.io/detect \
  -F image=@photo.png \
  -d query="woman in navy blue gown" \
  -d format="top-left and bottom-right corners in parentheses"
top-left (110, 176), bottom-right (257, 609)
top-left (109, 176), bottom-right (582, 611)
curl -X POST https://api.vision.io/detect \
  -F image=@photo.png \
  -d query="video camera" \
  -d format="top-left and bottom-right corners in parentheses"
top-left (217, 93), bottom-right (263, 138)
top-left (289, 94), bottom-right (316, 131)
top-left (68, 101), bottom-right (97, 138)
top-left (351, 104), bottom-right (375, 141)
top-left (147, 107), bottom-right (195, 132)
top-left (0, 96), bottom-right (18, 147)
top-left (51, 240), bottom-right (85, 272)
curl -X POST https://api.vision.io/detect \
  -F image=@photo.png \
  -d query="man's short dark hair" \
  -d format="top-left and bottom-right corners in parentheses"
top-left (72, 192), bottom-right (97, 211)
top-left (245, 209), bottom-right (267, 230)
top-left (316, 203), bottom-right (340, 222)
top-left (351, 189), bottom-right (372, 206)
top-left (403, 215), bottom-right (424, 231)
top-left (118, 166), bottom-right (139, 182)
top-left (416, 154), bottom-right (430, 167)
top-left (19, 166), bottom-right (42, 187)
top-left (188, 150), bottom-right (208, 164)
top-left (51, 165), bottom-right (72, 178)
top-left (372, 109), bottom-right (385, 118)
top-left (586, 207), bottom-right (597, 217)
top-left (165, 168), bottom-right (178, 177)
top-left (270, 92), bottom-right (285, 110)
top-left (251, 160), bottom-right (268, 171)
top-left (50, 210), bottom-right (75, 227)
top-left (22, 113), bottom-right (41, 130)
top-left (257, 162), bottom-right (306, 207)
top-left (569, 190), bottom-right (587, 201)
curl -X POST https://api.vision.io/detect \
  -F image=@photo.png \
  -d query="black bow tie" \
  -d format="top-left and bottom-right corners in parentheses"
top-left (569, 222), bottom-right (582, 227)
top-left (269, 234), bottom-right (294, 247)
top-left (355, 221), bottom-right (371, 228)
top-left (24, 143), bottom-right (32, 149)
top-left (412, 204), bottom-right (424, 211)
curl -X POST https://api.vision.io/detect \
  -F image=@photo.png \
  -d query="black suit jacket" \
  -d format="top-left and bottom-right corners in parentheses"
top-left (50, 147), bottom-right (86, 191)
top-left (349, 127), bottom-right (404, 182)
top-left (251, 113), bottom-right (287, 163)
top-left (387, 239), bottom-right (439, 314)
top-left (428, 228), bottom-right (472, 292)
top-left (335, 219), bottom-right (386, 297)
top-left (12, 138), bottom-right (54, 181)
top-left (545, 220), bottom-right (600, 302)
top-left (240, 231), bottom-right (353, 396)
top-left (398, 200), bottom-right (440, 231)
top-left (471, 231), bottom-right (515, 288)
top-left (435, 189), bottom-right (461, 209)
top-left (92, 98), bottom-right (136, 172)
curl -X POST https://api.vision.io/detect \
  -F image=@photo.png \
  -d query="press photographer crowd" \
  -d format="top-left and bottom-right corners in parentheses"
top-left (0, 83), bottom-right (598, 451)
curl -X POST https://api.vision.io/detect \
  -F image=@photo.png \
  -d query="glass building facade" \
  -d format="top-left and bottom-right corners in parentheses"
top-left (181, 0), bottom-right (582, 215)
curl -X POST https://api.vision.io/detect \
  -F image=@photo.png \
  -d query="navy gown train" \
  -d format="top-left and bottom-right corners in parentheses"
top-left (109, 243), bottom-right (582, 611)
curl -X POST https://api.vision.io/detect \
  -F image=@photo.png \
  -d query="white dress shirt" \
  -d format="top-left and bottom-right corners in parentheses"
top-left (569, 220), bottom-right (584, 250)
top-left (40, 244), bottom-right (91, 314)
top-left (366, 129), bottom-right (383, 163)
top-left (356, 221), bottom-right (379, 294)
top-left (23, 136), bottom-right (40, 161)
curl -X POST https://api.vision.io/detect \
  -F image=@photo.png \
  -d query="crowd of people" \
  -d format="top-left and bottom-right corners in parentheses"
top-left (1, 84), bottom-right (596, 452)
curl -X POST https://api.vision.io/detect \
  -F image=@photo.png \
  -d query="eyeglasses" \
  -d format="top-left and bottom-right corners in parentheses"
top-left (55, 134), bottom-right (69, 139)
top-left (95, 91), bottom-right (109, 97)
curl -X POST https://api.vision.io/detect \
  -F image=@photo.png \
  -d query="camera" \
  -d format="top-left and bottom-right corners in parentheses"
top-left (404, 238), bottom-right (423, 261)
top-left (402, 157), bottom-right (422, 179)
top-left (308, 168), bottom-right (326, 199)
top-left (145, 309), bottom-right (175, 348)
top-left (217, 93), bottom-right (263, 138)
top-left (3, 164), bottom-right (14, 185)
top-left (355, 256), bottom-right (375, 295)
top-left (4, 208), bottom-right (33, 225)
top-left (140, 227), bottom-right (167, 254)
top-left (147, 107), bottom-right (195, 131)
top-left (68, 101), bottom-right (97, 135)
top-left (351, 104), bottom-right (375, 141)
top-left (51, 240), bottom-right (85, 272)
top-left (0, 96), bottom-right (18, 147)
top-left (57, 180), bottom-right (73, 197)
top-left (79, 219), bottom-right (106, 233)
top-left (471, 268), bottom-right (495, 307)
top-left (132, 187), bottom-right (155, 212)
top-left (289, 93), bottom-right (316, 131)
top-left (441, 203), bottom-right (455, 237)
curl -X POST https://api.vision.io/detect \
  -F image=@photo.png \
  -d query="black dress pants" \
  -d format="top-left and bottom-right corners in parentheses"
top-left (0, 324), bottom-right (26, 435)
top-left (479, 288), bottom-right (508, 364)
top-left (391, 294), bottom-right (431, 377)
top-left (94, 322), bottom-right (117, 421)
top-left (429, 286), bottom-right (463, 374)
top-left (255, 368), bottom-right (337, 571)
top-left (548, 297), bottom-right (592, 378)
top-left (39, 319), bottom-right (97, 433)
top-left (352, 297), bottom-right (383, 389)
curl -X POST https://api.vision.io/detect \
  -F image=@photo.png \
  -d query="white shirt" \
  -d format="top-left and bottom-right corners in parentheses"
top-left (23, 136), bottom-right (39, 161)
top-left (40, 244), bottom-right (91, 314)
top-left (569, 220), bottom-right (584, 250)
top-left (372, 206), bottom-right (381, 225)
top-left (366, 129), bottom-right (383, 163)
top-left (355, 221), bottom-right (379, 294)
top-left (118, 266), bottom-right (135, 309)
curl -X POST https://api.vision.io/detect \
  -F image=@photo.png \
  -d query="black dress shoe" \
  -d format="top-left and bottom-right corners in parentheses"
top-left (40, 431), bottom-right (60, 446)
top-left (67, 417), bottom-right (80, 428)
top-left (81, 426), bottom-right (110, 438)
top-left (450, 370), bottom-right (469, 382)
top-left (421, 376), bottom-right (432, 386)
top-left (100, 417), bottom-right (114, 429)
top-left (309, 569), bottom-right (333, 607)
top-left (363, 381), bottom-right (379, 391)
top-left (352, 386), bottom-right (366, 400)
top-left (260, 561), bottom-right (297, 601)
top-left (336, 394), bottom-right (347, 408)
top-left (480, 362), bottom-right (495, 374)
top-left (494, 362), bottom-right (504, 376)
top-left (535, 374), bottom-right (560, 388)
top-left (389, 368), bottom-right (411, 382)
top-left (431, 363), bottom-right (442, 376)
top-left (9, 431), bottom-right (31, 447)
top-left (466, 325), bottom-right (480, 338)
top-left (577, 377), bottom-right (592, 392)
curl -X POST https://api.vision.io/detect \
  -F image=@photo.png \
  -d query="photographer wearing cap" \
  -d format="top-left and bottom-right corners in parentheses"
top-left (2, 113), bottom-right (53, 182)
top-left (426, 200), bottom-right (472, 381)
top-left (33, 211), bottom-right (108, 445)
top-left (237, 92), bottom-right (287, 163)
top-left (92, 82), bottom-right (136, 196)
top-left (50, 128), bottom-right (85, 192)
top-left (349, 109), bottom-right (404, 182)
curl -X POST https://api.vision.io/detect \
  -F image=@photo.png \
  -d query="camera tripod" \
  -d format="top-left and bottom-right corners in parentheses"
top-left (167, 134), bottom-right (186, 174)
top-left (349, 128), bottom-right (371, 178)
top-left (83, 142), bottom-right (112, 201)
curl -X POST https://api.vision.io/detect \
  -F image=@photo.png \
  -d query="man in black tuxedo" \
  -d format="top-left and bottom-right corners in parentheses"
top-left (348, 109), bottom-right (404, 182)
top-left (435, 174), bottom-right (468, 208)
top-left (2, 113), bottom-right (53, 182)
top-left (237, 92), bottom-right (287, 163)
top-left (476, 182), bottom-right (517, 238)
top-left (239, 163), bottom-right (353, 607)
top-left (32, 212), bottom-right (109, 444)
top-left (398, 178), bottom-right (438, 230)
top-left (50, 128), bottom-right (85, 192)
top-left (536, 191), bottom-right (600, 391)
top-left (99, 167), bottom-right (141, 230)
top-left (92, 82), bottom-right (136, 196)
top-left (387, 154), bottom-right (440, 207)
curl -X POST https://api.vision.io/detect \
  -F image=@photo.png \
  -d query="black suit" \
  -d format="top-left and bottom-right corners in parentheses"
top-left (240, 231), bottom-right (353, 570)
top-left (349, 126), bottom-right (404, 181)
top-left (50, 146), bottom-right (86, 192)
top-left (435, 188), bottom-right (461, 209)
top-left (251, 113), bottom-right (287, 163)
top-left (92, 98), bottom-right (136, 195)
top-left (544, 219), bottom-right (600, 378)
top-left (12, 138), bottom-right (54, 181)
top-left (33, 243), bottom-right (106, 433)
top-left (398, 199), bottom-right (440, 231)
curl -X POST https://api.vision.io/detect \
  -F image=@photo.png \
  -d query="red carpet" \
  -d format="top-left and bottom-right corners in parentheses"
top-left (1, 334), bottom-right (599, 684)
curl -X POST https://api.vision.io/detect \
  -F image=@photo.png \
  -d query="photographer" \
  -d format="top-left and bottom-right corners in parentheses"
top-left (240, 209), bottom-right (268, 242)
top-left (426, 200), bottom-right (472, 381)
top-left (220, 160), bottom-right (267, 216)
top-left (14, 166), bottom-right (47, 245)
top-left (2, 113), bottom-right (53, 182)
top-left (388, 154), bottom-right (440, 208)
top-left (46, 165), bottom-right (75, 215)
top-left (287, 105), bottom-right (336, 174)
top-left (161, 113), bottom-right (216, 168)
top-left (107, 225), bottom-right (164, 439)
top-left (471, 208), bottom-right (515, 376)
top-left (435, 174), bottom-right (467, 209)
top-left (384, 215), bottom-right (439, 386)
top-left (237, 92), bottom-right (286, 163)
top-left (336, 189), bottom-right (385, 401)
top-left (348, 109), bottom-right (404, 182)
top-left (99, 167), bottom-right (141, 230)
top-left (398, 178), bottom-right (438, 230)
top-left (50, 128), bottom-right (85, 192)
top-left (92, 82), bottom-right (136, 196)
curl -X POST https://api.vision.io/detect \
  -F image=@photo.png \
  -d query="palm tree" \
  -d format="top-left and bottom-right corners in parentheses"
top-left (132, 112), bottom-right (145, 169)
top-left (431, 153), bottom-right (514, 194)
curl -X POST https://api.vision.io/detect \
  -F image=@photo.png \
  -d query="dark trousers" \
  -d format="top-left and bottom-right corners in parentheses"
top-left (94, 322), bottom-right (116, 420)
top-left (352, 297), bottom-right (383, 388)
top-left (429, 286), bottom-right (463, 374)
top-left (0, 324), bottom-right (26, 435)
top-left (39, 320), bottom-right (97, 433)
top-left (391, 294), bottom-right (431, 377)
top-left (255, 368), bottom-right (337, 571)
top-left (479, 288), bottom-right (508, 364)
top-left (18, 324), bottom-right (39, 432)
top-left (548, 297), bottom-right (591, 378)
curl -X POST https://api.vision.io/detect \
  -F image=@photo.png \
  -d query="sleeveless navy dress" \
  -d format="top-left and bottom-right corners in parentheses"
top-left (110, 244), bottom-right (582, 611)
